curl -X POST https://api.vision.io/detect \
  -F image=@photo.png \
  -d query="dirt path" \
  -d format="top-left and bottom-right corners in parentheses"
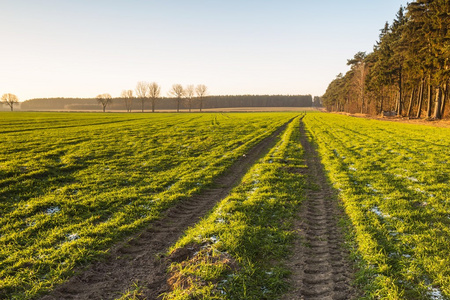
top-left (282, 121), bottom-right (356, 300)
top-left (40, 122), bottom-right (290, 300)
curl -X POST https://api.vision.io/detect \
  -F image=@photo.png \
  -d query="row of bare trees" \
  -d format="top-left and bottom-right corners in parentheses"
top-left (1, 83), bottom-right (207, 113)
top-left (99, 82), bottom-right (209, 113)
top-left (167, 84), bottom-right (208, 112)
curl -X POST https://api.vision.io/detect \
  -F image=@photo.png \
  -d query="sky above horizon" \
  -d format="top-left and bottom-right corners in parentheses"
top-left (1, 0), bottom-right (409, 101)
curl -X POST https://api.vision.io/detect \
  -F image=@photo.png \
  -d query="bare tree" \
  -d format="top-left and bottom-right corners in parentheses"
top-left (96, 93), bottom-right (112, 112)
top-left (121, 89), bottom-right (134, 112)
top-left (1, 93), bottom-right (19, 111)
top-left (195, 84), bottom-right (208, 112)
top-left (168, 84), bottom-right (185, 112)
top-left (135, 81), bottom-right (149, 112)
top-left (184, 84), bottom-right (194, 112)
top-left (148, 82), bottom-right (161, 113)
top-left (347, 52), bottom-right (367, 114)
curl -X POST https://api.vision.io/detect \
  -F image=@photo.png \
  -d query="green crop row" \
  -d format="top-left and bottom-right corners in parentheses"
top-left (162, 116), bottom-right (305, 299)
top-left (0, 112), bottom-right (296, 299)
top-left (304, 113), bottom-right (450, 299)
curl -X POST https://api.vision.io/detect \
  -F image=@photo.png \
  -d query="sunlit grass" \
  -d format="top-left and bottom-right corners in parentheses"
top-left (163, 116), bottom-right (306, 299)
top-left (0, 112), bottom-right (297, 299)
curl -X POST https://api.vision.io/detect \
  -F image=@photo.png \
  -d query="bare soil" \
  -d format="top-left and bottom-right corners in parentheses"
top-left (282, 121), bottom-right (356, 300)
top-left (40, 122), bottom-right (290, 300)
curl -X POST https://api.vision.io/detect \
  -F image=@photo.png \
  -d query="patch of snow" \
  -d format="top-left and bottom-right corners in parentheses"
top-left (45, 206), bottom-right (61, 215)
top-left (406, 176), bottom-right (419, 182)
top-left (216, 218), bottom-right (226, 224)
top-left (371, 206), bottom-right (390, 218)
top-left (366, 183), bottom-right (379, 193)
top-left (249, 187), bottom-right (259, 194)
top-left (67, 233), bottom-right (79, 241)
top-left (428, 286), bottom-right (445, 300)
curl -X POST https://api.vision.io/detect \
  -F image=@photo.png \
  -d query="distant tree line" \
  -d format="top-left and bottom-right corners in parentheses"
top-left (322, 0), bottom-right (449, 119)
top-left (20, 94), bottom-right (313, 111)
top-left (4, 79), bottom-right (313, 112)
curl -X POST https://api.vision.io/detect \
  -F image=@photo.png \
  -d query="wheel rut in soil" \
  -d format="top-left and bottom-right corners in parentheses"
top-left (282, 121), bottom-right (355, 300)
top-left (40, 121), bottom-right (291, 300)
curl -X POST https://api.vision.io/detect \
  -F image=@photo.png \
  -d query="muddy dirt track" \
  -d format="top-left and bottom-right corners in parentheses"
top-left (41, 122), bottom-right (290, 300)
top-left (282, 122), bottom-right (356, 300)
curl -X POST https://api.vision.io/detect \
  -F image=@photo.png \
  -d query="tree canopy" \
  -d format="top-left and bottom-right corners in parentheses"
top-left (322, 0), bottom-right (449, 119)
top-left (1, 93), bottom-right (19, 111)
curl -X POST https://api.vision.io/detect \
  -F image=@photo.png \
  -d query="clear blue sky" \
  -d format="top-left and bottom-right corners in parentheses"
top-left (1, 0), bottom-right (409, 101)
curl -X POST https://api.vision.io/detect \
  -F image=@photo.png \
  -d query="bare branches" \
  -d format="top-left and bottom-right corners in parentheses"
top-left (121, 90), bottom-right (134, 112)
top-left (185, 85), bottom-right (194, 112)
top-left (169, 84), bottom-right (185, 112)
top-left (148, 82), bottom-right (161, 113)
top-left (1, 93), bottom-right (19, 111)
top-left (195, 84), bottom-right (208, 112)
top-left (135, 81), bottom-right (150, 112)
top-left (96, 93), bottom-right (112, 112)
top-left (121, 82), bottom-right (208, 113)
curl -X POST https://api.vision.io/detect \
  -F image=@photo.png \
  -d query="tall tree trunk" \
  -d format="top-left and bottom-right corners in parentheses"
top-left (396, 74), bottom-right (403, 116)
top-left (407, 88), bottom-right (415, 118)
top-left (416, 79), bottom-right (424, 118)
top-left (440, 82), bottom-right (448, 118)
top-left (379, 93), bottom-right (384, 115)
top-left (360, 92), bottom-right (364, 114)
top-left (433, 86), bottom-right (442, 119)
top-left (391, 88), bottom-right (396, 112)
top-left (177, 99), bottom-right (180, 112)
top-left (426, 75), bottom-right (433, 118)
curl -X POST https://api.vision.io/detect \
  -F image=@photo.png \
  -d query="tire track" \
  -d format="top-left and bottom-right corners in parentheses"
top-left (282, 120), bottom-right (356, 300)
top-left (40, 121), bottom-right (291, 300)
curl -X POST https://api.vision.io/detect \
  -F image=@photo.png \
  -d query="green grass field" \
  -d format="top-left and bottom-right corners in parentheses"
top-left (2, 111), bottom-right (450, 300)
top-left (162, 115), bottom-right (305, 299)
top-left (304, 113), bottom-right (450, 299)
top-left (0, 112), bottom-right (296, 299)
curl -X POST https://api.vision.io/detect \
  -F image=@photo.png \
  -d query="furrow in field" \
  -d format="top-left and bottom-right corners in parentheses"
top-left (40, 120), bottom-right (291, 300)
top-left (282, 121), bottom-right (355, 300)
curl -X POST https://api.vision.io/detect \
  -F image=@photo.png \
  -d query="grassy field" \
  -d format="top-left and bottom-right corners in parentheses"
top-left (161, 116), bottom-right (306, 299)
top-left (2, 111), bottom-right (450, 299)
top-left (0, 112), bottom-right (296, 299)
top-left (304, 113), bottom-right (450, 299)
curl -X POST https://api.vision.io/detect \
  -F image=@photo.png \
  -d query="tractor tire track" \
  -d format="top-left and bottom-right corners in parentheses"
top-left (282, 121), bottom-right (356, 300)
top-left (40, 121), bottom-right (291, 300)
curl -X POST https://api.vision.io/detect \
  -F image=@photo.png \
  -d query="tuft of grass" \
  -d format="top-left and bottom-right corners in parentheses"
top-left (115, 281), bottom-right (145, 300)
top-left (162, 116), bottom-right (306, 299)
